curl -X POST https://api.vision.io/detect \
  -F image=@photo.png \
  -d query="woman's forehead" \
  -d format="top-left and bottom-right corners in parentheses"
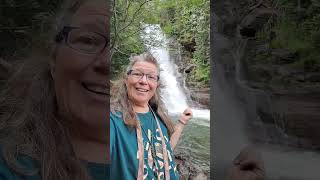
top-left (71, 1), bottom-right (109, 32)
top-left (132, 61), bottom-right (158, 73)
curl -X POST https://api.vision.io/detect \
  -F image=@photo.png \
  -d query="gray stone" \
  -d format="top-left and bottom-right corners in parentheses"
top-left (184, 64), bottom-right (197, 74)
top-left (270, 49), bottom-right (298, 64)
top-left (174, 150), bottom-right (208, 180)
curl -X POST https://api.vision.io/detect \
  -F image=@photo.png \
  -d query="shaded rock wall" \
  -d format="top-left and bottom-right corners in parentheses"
top-left (212, 0), bottom-right (320, 150)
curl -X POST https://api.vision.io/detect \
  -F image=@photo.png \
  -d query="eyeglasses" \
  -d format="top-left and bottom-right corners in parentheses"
top-left (127, 69), bottom-right (159, 82)
top-left (55, 26), bottom-right (109, 54)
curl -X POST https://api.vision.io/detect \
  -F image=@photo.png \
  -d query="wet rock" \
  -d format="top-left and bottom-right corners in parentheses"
top-left (240, 8), bottom-right (279, 38)
top-left (247, 88), bottom-right (320, 150)
top-left (189, 88), bottom-right (210, 108)
top-left (174, 150), bottom-right (208, 180)
top-left (184, 64), bottom-right (197, 74)
top-left (181, 39), bottom-right (196, 53)
top-left (255, 44), bottom-right (269, 54)
top-left (248, 64), bottom-right (278, 83)
top-left (270, 49), bottom-right (298, 64)
top-left (304, 73), bottom-right (320, 82)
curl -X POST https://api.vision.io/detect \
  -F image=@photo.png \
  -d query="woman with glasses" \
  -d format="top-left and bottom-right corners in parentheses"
top-left (0, 0), bottom-right (109, 179)
top-left (110, 53), bottom-right (193, 180)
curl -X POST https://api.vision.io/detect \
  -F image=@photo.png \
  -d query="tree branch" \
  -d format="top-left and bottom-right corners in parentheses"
top-left (118, 0), bottom-right (151, 33)
top-left (111, 0), bottom-right (118, 51)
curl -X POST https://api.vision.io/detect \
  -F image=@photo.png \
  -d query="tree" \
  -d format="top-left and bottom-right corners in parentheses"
top-left (110, 0), bottom-right (159, 77)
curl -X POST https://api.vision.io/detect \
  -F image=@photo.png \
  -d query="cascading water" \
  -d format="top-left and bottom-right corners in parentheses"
top-left (141, 24), bottom-right (210, 121)
top-left (141, 24), bottom-right (210, 174)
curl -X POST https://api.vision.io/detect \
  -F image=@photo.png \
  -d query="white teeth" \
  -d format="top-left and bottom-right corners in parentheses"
top-left (136, 88), bottom-right (148, 92)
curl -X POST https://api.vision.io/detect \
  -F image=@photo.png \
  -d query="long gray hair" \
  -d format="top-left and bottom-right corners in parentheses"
top-left (111, 53), bottom-right (175, 136)
top-left (0, 0), bottom-right (98, 179)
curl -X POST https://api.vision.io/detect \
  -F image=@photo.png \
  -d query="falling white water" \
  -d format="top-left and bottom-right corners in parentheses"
top-left (141, 24), bottom-right (210, 120)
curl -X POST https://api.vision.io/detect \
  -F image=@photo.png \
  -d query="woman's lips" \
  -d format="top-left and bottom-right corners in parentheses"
top-left (136, 88), bottom-right (149, 92)
top-left (82, 82), bottom-right (109, 95)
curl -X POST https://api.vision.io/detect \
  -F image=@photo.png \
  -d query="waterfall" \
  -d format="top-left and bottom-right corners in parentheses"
top-left (212, 10), bottom-right (320, 180)
top-left (141, 24), bottom-right (210, 120)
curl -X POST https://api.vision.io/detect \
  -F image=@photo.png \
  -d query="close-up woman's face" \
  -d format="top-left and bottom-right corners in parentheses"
top-left (53, 0), bottom-right (109, 131)
top-left (125, 61), bottom-right (159, 106)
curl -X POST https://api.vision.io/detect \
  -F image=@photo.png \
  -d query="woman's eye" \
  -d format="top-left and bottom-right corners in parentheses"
top-left (72, 33), bottom-right (104, 47)
top-left (132, 73), bottom-right (143, 77)
top-left (78, 36), bottom-right (96, 45)
top-left (148, 75), bottom-right (157, 81)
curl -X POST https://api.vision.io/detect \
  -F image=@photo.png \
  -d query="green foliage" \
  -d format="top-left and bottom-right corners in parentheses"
top-left (195, 64), bottom-right (210, 83)
top-left (110, 0), bottom-right (159, 78)
top-left (111, 0), bottom-right (210, 85)
top-left (153, 0), bottom-right (210, 85)
top-left (257, 0), bottom-right (320, 74)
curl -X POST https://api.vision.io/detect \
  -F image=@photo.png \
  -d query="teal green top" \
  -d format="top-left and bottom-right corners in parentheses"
top-left (110, 111), bottom-right (179, 180)
top-left (0, 153), bottom-right (109, 179)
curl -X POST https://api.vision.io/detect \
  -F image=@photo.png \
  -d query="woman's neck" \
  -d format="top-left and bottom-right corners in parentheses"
top-left (132, 103), bottom-right (149, 113)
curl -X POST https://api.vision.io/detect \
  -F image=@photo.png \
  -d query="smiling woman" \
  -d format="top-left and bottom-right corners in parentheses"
top-left (125, 61), bottom-right (159, 110)
top-left (0, 0), bottom-right (109, 180)
top-left (110, 53), bottom-right (193, 180)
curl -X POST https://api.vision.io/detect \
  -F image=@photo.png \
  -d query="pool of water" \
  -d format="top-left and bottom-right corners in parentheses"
top-left (171, 116), bottom-right (210, 174)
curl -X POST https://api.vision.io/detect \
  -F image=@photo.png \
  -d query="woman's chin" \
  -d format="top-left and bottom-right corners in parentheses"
top-left (131, 97), bottom-right (149, 105)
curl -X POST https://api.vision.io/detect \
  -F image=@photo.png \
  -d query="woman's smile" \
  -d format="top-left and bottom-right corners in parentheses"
top-left (82, 82), bottom-right (108, 95)
top-left (81, 81), bottom-right (109, 103)
top-left (135, 87), bottom-right (149, 93)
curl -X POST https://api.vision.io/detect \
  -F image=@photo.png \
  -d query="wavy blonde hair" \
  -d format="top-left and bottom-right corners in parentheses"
top-left (0, 0), bottom-right (105, 180)
top-left (111, 53), bottom-right (175, 136)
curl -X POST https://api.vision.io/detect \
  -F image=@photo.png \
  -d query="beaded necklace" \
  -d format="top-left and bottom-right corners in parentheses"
top-left (136, 106), bottom-right (170, 180)
top-left (139, 117), bottom-right (160, 176)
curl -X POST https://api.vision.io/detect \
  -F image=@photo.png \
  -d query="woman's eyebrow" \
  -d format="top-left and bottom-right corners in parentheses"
top-left (133, 69), bottom-right (158, 74)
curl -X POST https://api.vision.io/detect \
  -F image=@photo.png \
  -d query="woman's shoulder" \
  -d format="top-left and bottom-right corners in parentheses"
top-left (110, 111), bottom-right (122, 120)
top-left (110, 111), bottom-right (131, 135)
top-left (110, 111), bottom-right (125, 126)
top-left (110, 111), bottom-right (136, 133)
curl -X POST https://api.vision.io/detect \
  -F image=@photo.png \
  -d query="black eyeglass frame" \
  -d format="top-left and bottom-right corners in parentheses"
top-left (127, 69), bottom-right (160, 82)
top-left (55, 26), bottom-right (109, 54)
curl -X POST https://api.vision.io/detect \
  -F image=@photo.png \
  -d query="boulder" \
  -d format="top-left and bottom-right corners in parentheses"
top-left (270, 49), bottom-right (298, 64)
top-left (174, 150), bottom-right (208, 180)
top-left (184, 64), bottom-right (197, 74)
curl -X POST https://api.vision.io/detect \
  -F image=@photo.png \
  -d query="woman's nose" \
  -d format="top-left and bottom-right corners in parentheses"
top-left (138, 75), bottom-right (148, 84)
top-left (92, 48), bottom-right (110, 75)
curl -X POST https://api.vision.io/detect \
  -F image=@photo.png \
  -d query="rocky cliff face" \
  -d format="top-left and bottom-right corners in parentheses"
top-left (212, 0), bottom-right (320, 150)
top-left (167, 38), bottom-right (210, 108)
